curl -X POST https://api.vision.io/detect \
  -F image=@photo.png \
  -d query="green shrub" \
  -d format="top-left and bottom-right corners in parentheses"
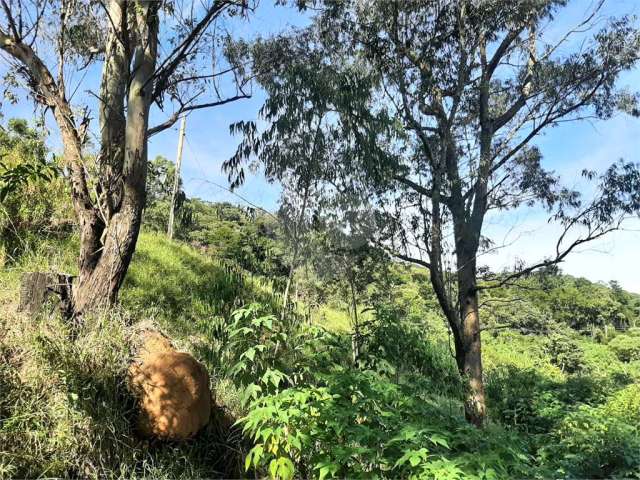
top-left (213, 303), bottom-right (347, 406)
top-left (544, 330), bottom-right (585, 374)
top-left (0, 119), bottom-right (72, 263)
top-left (483, 332), bottom-right (557, 374)
top-left (609, 333), bottom-right (640, 362)
top-left (224, 303), bottom-right (535, 479)
top-left (542, 384), bottom-right (640, 478)
top-left (485, 364), bottom-right (565, 433)
top-left (361, 304), bottom-right (461, 396)
top-left (216, 303), bottom-right (295, 403)
top-left (627, 327), bottom-right (640, 337)
top-left (241, 368), bottom-right (533, 479)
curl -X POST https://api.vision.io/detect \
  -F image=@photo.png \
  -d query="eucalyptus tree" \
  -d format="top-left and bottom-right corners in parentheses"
top-left (1, 0), bottom-right (254, 314)
top-left (276, 178), bottom-right (319, 321)
top-left (228, 34), bottom-right (335, 320)
top-left (308, 215), bottom-right (389, 364)
top-left (227, 0), bottom-right (640, 425)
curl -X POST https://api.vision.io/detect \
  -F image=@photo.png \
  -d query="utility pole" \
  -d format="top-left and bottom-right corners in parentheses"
top-left (168, 115), bottom-right (186, 239)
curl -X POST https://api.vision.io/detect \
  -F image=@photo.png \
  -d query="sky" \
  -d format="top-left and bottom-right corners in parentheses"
top-left (479, 1), bottom-right (640, 293)
top-left (1, 1), bottom-right (639, 292)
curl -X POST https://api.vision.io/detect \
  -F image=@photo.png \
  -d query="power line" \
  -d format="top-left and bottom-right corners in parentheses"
top-left (182, 135), bottom-right (277, 220)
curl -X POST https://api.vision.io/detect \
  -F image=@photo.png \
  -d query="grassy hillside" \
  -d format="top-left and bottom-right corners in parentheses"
top-left (2, 231), bottom-right (640, 478)
top-left (0, 233), bottom-right (277, 478)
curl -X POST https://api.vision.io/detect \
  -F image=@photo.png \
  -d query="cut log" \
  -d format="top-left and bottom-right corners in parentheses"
top-left (18, 272), bottom-right (74, 317)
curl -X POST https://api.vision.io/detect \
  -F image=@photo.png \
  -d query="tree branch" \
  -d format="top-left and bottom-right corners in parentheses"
top-left (478, 219), bottom-right (623, 291)
top-left (147, 93), bottom-right (251, 137)
top-left (486, 26), bottom-right (526, 80)
top-left (149, 1), bottom-right (240, 102)
top-left (388, 249), bottom-right (432, 270)
top-left (0, 28), bottom-right (92, 213)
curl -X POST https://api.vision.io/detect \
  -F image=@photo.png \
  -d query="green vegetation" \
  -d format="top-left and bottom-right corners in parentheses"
top-left (0, 232), bottom-right (273, 478)
top-left (1, 118), bottom-right (639, 478)
top-left (2, 204), bottom-right (639, 478)
top-left (226, 0), bottom-right (640, 427)
top-left (1, 0), bottom-right (640, 476)
top-left (609, 328), bottom-right (640, 362)
top-left (0, 120), bottom-right (70, 265)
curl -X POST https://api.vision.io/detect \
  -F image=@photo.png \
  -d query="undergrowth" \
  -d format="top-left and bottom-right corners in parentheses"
top-left (2, 232), bottom-right (639, 479)
top-left (0, 233), bottom-right (259, 478)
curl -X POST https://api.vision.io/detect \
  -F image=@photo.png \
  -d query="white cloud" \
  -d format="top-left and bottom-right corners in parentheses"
top-left (482, 215), bottom-right (640, 293)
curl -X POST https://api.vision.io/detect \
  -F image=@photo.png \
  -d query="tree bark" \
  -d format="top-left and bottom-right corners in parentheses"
top-left (456, 262), bottom-right (486, 427)
top-left (428, 202), bottom-right (487, 426)
top-left (72, 204), bottom-right (144, 312)
top-left (281, 268), bottom-right (295, 321)
top-left (19, 272), bottom-right (74, 317)
top-left (349, 276), bottom-right (360, 365)
top-left (70, 1), bottom-right (158, 315)
top-left (456, 242), bottom-right (486, 427)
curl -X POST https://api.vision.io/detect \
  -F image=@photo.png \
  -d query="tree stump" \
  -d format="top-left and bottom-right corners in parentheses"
top-left (18, 272), bottom-right (74, 317)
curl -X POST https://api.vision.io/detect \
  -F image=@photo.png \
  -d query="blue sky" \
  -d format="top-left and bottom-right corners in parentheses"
top-left (1, 1), bottom-right (639, 292)
top-left (146, 2), bottom-right (307, 212)
top-left (480, 1), bottom-right (640, 293)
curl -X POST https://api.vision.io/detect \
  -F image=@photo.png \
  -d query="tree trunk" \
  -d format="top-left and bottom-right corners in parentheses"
top-left (281, 268), bottom-right (295, 321)
top-left (281, 181), bottom-right (311, 321)
top-left (72, 205), bottom-right (143, 313)
top-left (349, 277), bottom-right (360, 365)
top-left (456, 253), bottom-right (486, 427)
top-left (71, 0), bottom-right (158, 315)
top-left (424, 179), bottom-right (487, 425)
top-left (19, 272), bottom-right (74, 317)
top-left (1, 1), bottom-right (169, 318)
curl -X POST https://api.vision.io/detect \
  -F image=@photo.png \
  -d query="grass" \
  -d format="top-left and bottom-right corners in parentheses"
top-left (0, 235), bottom-right (78, 307)
top-left (0, 308), bottom-right (248, 479)
top-left (0, 232), bottom-right (272, 479)
top-left (122, 233), bottom-right (280, 327)
top-left (310, 304), bottom-right (351, 332)
top-left (0, 309), bottom-right (135, 478)
top-left (3, 232), bottom-right (639, 478)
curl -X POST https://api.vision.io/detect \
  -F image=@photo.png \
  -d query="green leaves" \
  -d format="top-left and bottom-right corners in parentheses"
top-left (0, 120), bottom-right (59, 204)
top-left (608, 333), bottom-right (640, 362)
top-left (269, 457), bottom-right (295, 480)
top-left (544, 384), bottom-right (640, 478)
top-left (238, 366), bottom-right (516, 479)
top-left (0, 159), bottom-right (59, 203)
top-left (211, 274), bottom-right (636, 480)
top-left (241, 383), bottom-right (263, 406)
top-left (315, 461), bottom-right (339, 480)
top-left (0, 118), bottom-right (71, 260)
top-left (261, 368), bottom-right (286, 389)
top-left (245, 444), bottom-right (264, 471)
top-left (394, 448), bottom-right (429, 468)
top-left (224, 305), bottom-right (290, 403)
